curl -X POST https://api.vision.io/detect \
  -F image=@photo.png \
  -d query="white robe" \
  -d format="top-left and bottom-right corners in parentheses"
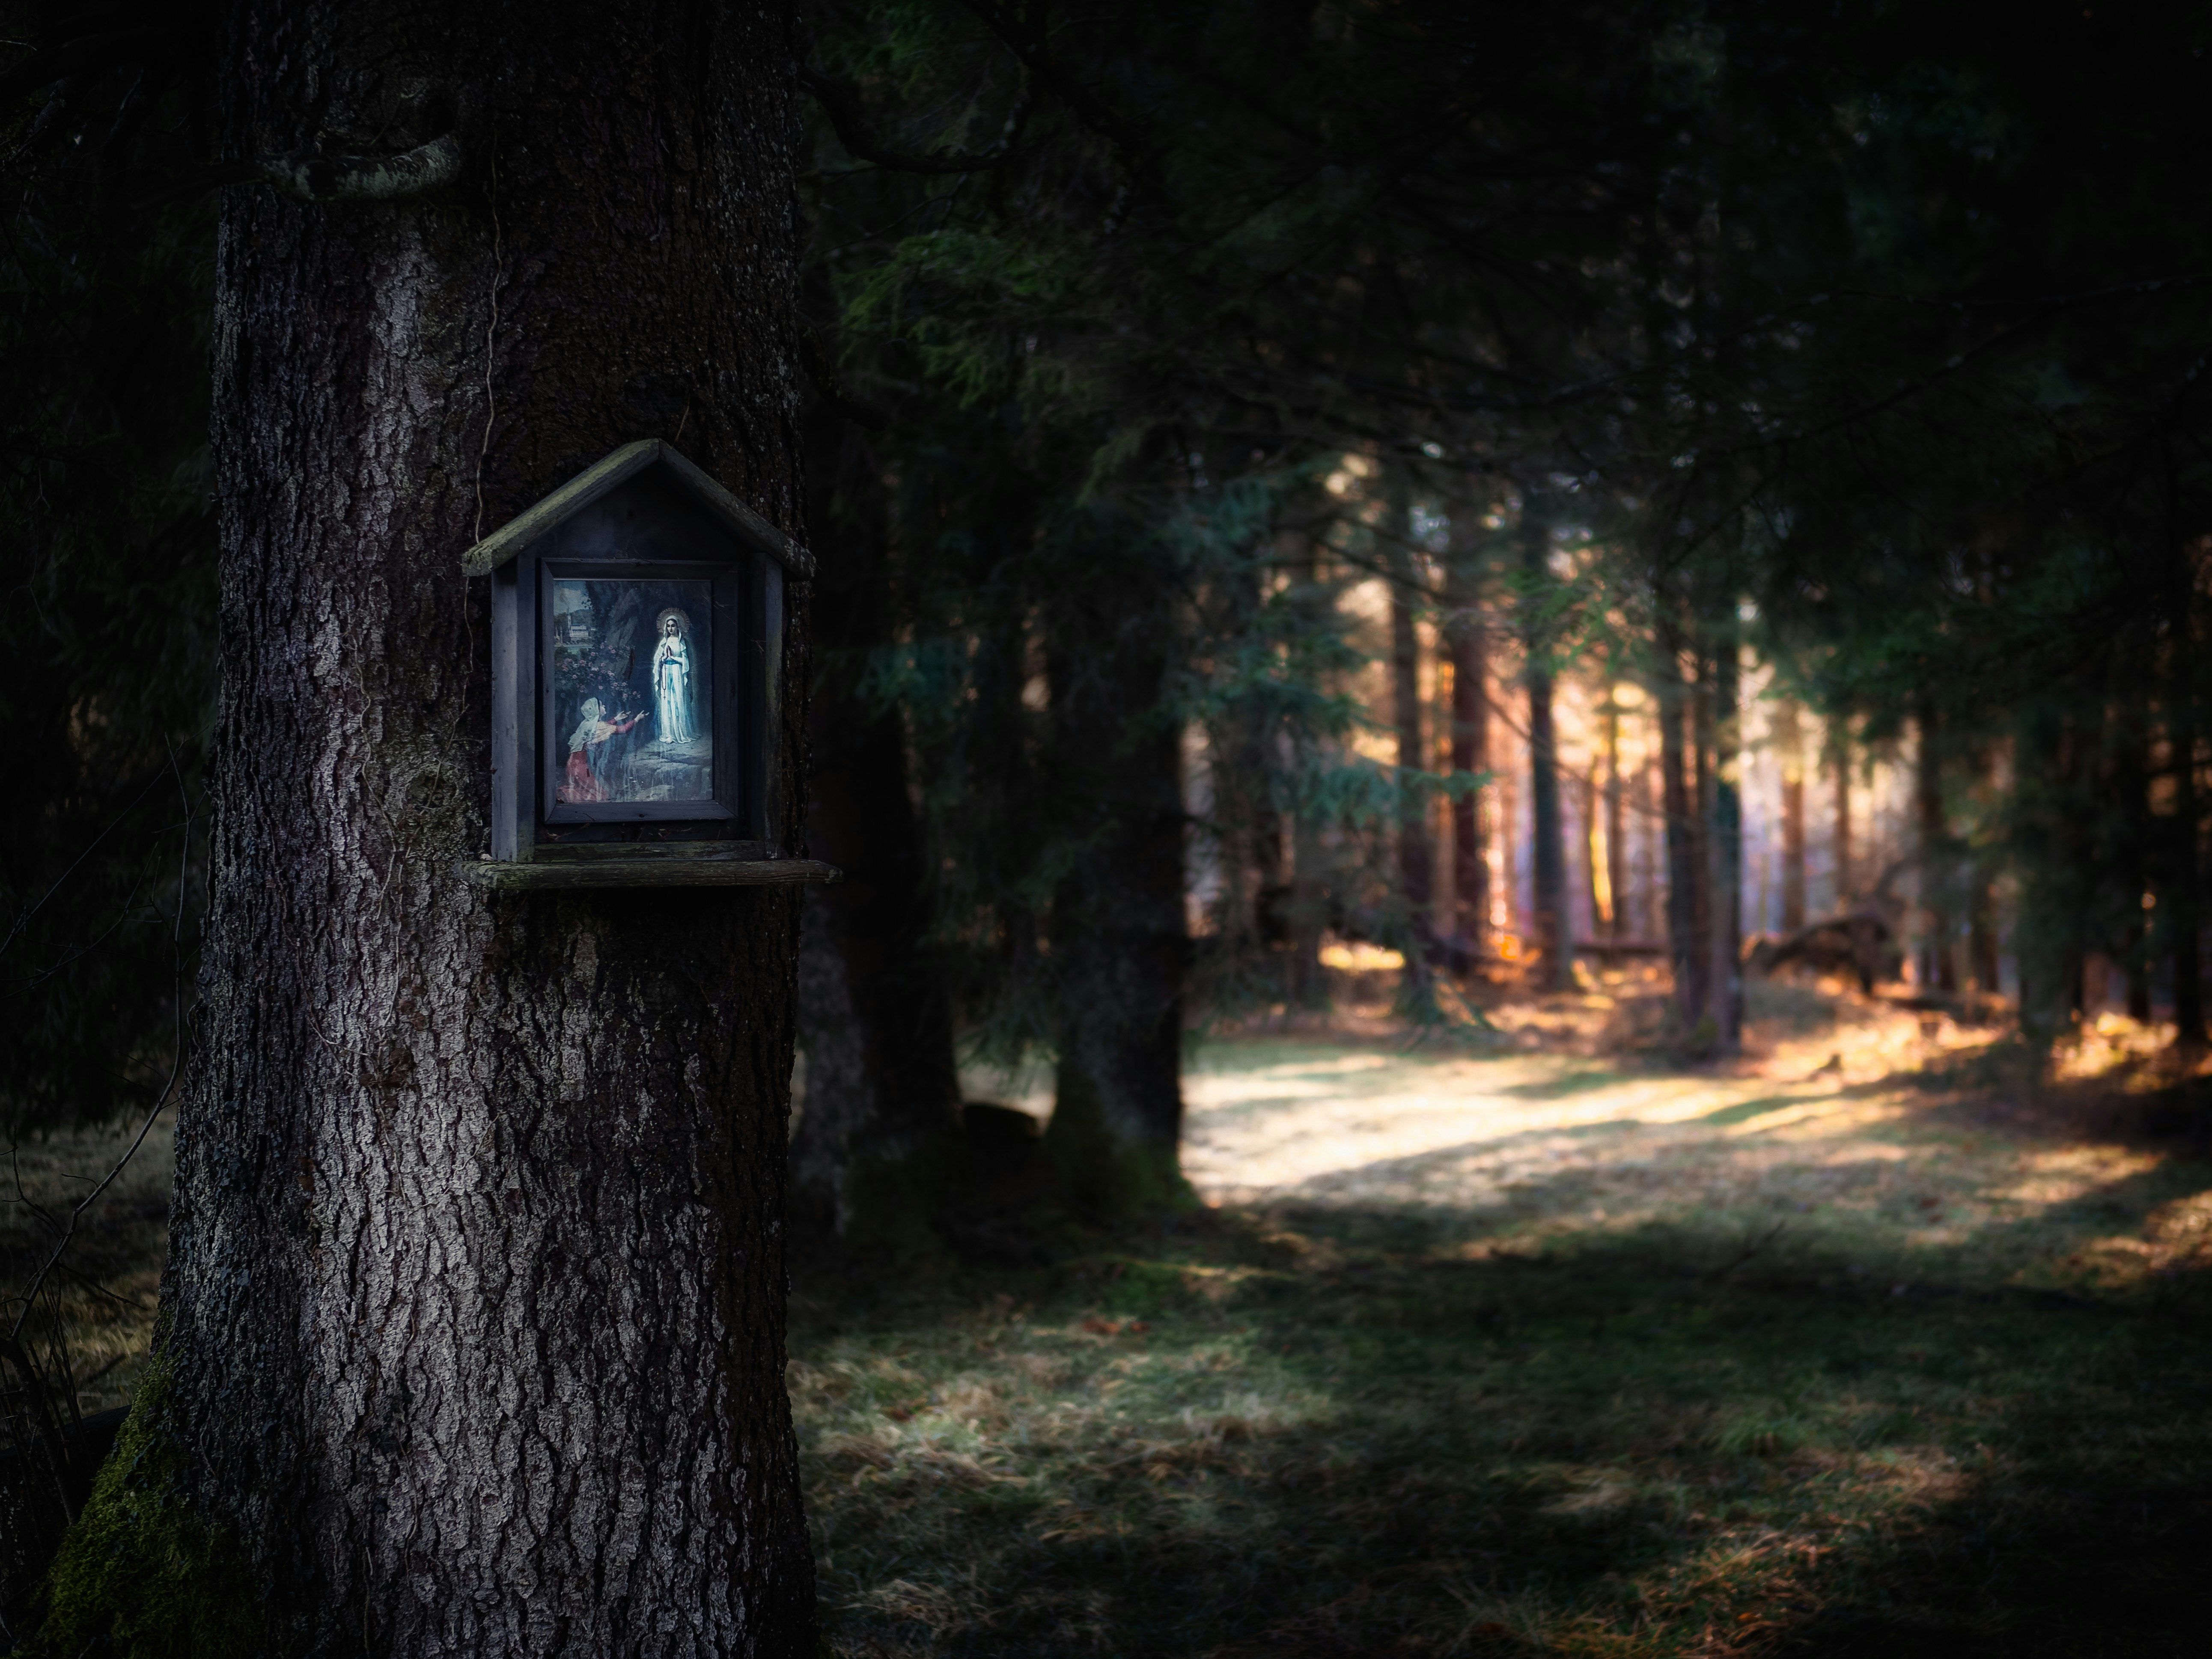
top-left (653, 635), bottom-right (697, 744)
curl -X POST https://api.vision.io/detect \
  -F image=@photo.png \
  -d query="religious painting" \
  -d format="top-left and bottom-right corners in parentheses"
top-left (548, 577), bottom-right (714, 805)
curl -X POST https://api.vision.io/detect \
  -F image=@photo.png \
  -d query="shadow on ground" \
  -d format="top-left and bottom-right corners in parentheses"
top-left (794, 1036), bottom-right (2212, 1658)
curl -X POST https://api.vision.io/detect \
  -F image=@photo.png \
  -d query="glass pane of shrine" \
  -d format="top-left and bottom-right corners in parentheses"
top-left (548, 576), bottom-right (714, 805)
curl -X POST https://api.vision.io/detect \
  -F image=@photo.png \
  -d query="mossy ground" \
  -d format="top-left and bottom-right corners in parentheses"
top-left (793, 986), bottom-right (2212, 1656)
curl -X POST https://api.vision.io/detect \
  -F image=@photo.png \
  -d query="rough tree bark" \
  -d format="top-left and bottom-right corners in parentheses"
top-left (1040, 509), bottom-right (1188, 1218)
top-left (98, 6), bottom-right (819, 1653)
top-left (1521, 490), bottom-right (1567, 991)
top-left (789, 402), bottom-right (961, 1247)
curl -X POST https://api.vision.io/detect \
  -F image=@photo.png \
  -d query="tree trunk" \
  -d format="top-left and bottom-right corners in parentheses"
top-left (1446, 558), bottom-right (1489, 958)
top-left (2108, 683), bottom-right (2153, 1019)
top-left (1603, 697), bottom-right (1626, 940)
top-left (1386, 474), bottom-right (1434, 985)
top-left (1521, 491), bottom-right (1567, 991)
top-left (1692, 662), bottom-right (1715, 1009)
top-left (1041, 510), bottom-right (1188, 1218)
top-left (1283, 524), bottom-right (1331, 1008)
top-left (2164, 450), bottom-right (2205, 1045)
top-left (1777, 701), bottom-right (1806, 933)
top-left (1638, 752), bottom-right (1661, 941)
top-left (1658, 622), bottom-right (1705, 1033)
top-left (1916, 697), bottom-right (1958, 994)
top-left (1969, 863), bottom-right (2003, 997)
top-left (1581, 768), bottom-right (1603, 938)
top-left (1707, 626), bottom-right (1744, 1051)
top-left (1830, 718), bottom-right (1854, 906)
top-left (2016, 700), bottom-right (2091, 1050)
top-left (1502, 740), bottom-right (1522, 950)
top-left (129, 7), bottom-right (818, 1652)
top-left (789, 403), bottom-right (961, 1248)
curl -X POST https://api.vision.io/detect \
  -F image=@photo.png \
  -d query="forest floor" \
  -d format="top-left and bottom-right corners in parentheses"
top-left (795, 978), bottom-right (2212, 1657)
top-left (6, 979), bottom-right (2211, 1654)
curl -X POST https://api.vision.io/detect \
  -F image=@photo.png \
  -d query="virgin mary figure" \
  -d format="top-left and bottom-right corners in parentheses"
top-left (652, 608), bottom-right (698, 745)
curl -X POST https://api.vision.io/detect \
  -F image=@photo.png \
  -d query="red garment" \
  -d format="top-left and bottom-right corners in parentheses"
top-left (558, 714), bottom-right (643, 803)
top-left (562, 748), bottom-right (606, 803)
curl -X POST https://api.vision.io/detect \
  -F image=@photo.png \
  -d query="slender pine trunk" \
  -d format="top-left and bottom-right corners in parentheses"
top-left (1778, 701), bottom-right (1806, 933)
top-left (1445, 526), bottom-right (1490, 960)
top-left (1915, 698), bottom-right (1959, 994)
top-left (1277, 521), bottom-right (1331, 1007)
top-left (1521, 491), bottom-right (1566, 991)
top-left (2165, 441), bottom-right (2205, 1045)
top-left (2109, 683), bottom-right (2153, 1019)
top-left (1831, 719), bottom-right (1855, 907)
top-left (1658, 617), bottom-right (1705, 1032)
top-left (1604, 698), bottom-right (1626, 940)
top-left (1707, 624), bottom-right (1744, 1050)
top-left (1386, 475), bottom-right (1434, 986)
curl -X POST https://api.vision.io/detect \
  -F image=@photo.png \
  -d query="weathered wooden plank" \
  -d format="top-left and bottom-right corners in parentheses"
top-left (463, 857), bottom-right (840, 891)
top-left (489, 565), bottom-right (519, 861)
top-left (460, 440), bottom-right (814, 578)
top-left (528, 840), bottom-right (781, 863)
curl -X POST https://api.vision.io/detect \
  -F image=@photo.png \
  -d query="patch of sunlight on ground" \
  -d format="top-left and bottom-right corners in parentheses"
top-left (805, 987), bottom-right (2212, 1657)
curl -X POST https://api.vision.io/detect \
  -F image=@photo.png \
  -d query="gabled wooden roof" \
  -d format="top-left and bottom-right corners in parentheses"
top-left (460, 439), bottom-right (813, 579)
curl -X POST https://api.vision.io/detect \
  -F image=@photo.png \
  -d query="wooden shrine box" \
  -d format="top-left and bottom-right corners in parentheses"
top-left (461, 440), bottom-right (836, 891)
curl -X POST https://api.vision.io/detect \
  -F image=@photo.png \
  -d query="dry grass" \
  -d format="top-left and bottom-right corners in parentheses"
top-left (801, 985), bottom-right (2212, 1656)
top-left (9, 986), bottom-right (2212, 1656)
top-left (1, 1114), bottom-right (171, 1421)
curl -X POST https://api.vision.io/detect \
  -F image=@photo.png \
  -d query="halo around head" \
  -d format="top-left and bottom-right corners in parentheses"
top-left (655, 606), bottom-right (692, 639)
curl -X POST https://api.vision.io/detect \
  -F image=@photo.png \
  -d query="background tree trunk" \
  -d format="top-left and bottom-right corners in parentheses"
top-left (1282, 522), bottom-right (1331, 1007)
top-left (1521, 491), bottom-right (1567, 991)
top-left (1603, 693), bottom-right (1626, 940)
top-left (1041, 510), bottom-right (1188, 1218)
top-left (1707, 621), bottom-right (1744, 1051)
top-left (1916, 698), bottom-right (1959, 994)
top-left (1386, 475), bottom-right (1434, 988)
top-left (148, 5), bottom-right (817, 1651)
top-left (2016, 700), bottom-right (2091, 1049)
top-left (2164, 455), bottom-right (2205, 1045)
top-left (1777, 700), bottom-right (1806, 933)
top-left (1830, 720), bottom-right (1855, 905)
top-left (790, 404), bottom-right (961, 1247)
top-left (1658, 620), bottom-right (1705, 1033)
top-left (1445, 556), bottom-right (1489, 958)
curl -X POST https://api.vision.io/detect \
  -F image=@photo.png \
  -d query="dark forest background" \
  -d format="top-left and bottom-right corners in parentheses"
top-left (9, 4), bottom-right (2212, 1654)
top-left (6, 0), bottom-right (2210, 1205)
